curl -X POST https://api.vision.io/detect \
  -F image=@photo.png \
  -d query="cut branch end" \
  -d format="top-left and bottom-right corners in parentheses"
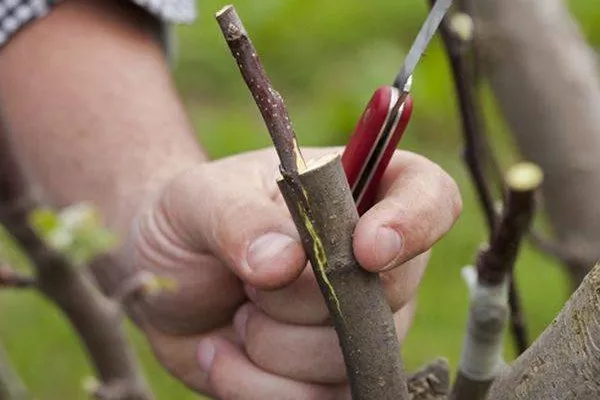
top-left (215, 4), bottom-right (233, 18)
top-left (450, 13), bottom-right (474, 42)
top-left (506, 163), bottom-right (543, 192)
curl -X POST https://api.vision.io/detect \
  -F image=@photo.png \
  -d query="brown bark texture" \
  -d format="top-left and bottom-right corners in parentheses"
top-left (0, 132), bottom-right (152, 400)
top-left (486, 263), bottom-right (600, 399)
top-left (278, 155), bottom-right (408, 400)
top-left (215, 5), bottom-right (408, 398)
top-left (433, 2), bottom-right (531, 354)
top-left (466, 0), bottom-right (600, 285)
top-left (215, 5), bottom-right (305, 175)
top-left (451, 164), bottom-right (539, 400)
top-left (407, 358), bottom-right (450, 400)
top-left (450, 373), bottom-right (495, 400)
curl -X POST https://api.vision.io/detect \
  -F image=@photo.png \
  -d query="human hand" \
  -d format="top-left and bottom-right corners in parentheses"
top-left (128, 147), bottom-right (461, 398)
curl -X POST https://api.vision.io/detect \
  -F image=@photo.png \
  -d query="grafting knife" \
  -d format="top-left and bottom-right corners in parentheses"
top-left (341, 0), bottom-right (453, 215)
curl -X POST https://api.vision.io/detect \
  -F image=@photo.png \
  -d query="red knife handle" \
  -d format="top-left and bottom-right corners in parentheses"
top-left (341, 86), bottom-right (413, 215)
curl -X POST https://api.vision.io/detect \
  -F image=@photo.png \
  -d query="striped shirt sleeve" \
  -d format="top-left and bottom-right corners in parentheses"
top-left (0, 0), bottom-right (197, 49)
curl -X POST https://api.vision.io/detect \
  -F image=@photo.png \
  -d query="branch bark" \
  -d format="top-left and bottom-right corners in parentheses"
top-left (407, 358), bottom-right (450, 400)
top-left (487, 263), bottom-right (600, 399)
top-left (466, 0), bottom-right (600, 286)
top-left (433, 2), bottom-right (529, 354)
top-left (278, 155), bottom-right (408, 399)
top-left (0, 132), bottom-right (152, 400)
top-left (451, 163), bottom-right (541, 400)
top-left (215, 5), bottom-right (305, 175)
top-left (216, 6), bottom-right (408, 399)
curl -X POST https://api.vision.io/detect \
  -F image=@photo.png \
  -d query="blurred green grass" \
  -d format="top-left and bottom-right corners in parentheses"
top-left (0, 1), bottom-right (598, 398)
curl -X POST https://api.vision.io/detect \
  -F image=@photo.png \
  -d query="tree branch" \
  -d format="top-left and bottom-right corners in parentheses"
top-left (477, 164), bottom-right (541, 286)
top-left (215, 5), bottom-right (305, 176)
top-left (432, 0), bottom-right (529, 355)
top-left (451, 163), bottom-right (542, 400)
top-left (465, 0), bottom-right (600, 287)
top-left (487, 263), bottom-right (600, 399)
top-left (216, 6), bottom-right (408, 399)
top-left (0, 132), bottom-right (152, 400)
top-left (432, 1), bottom-right (497, 234)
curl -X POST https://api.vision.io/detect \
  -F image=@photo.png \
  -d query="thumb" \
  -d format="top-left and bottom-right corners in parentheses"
top-left (156, 163), bottom-right (306, 290)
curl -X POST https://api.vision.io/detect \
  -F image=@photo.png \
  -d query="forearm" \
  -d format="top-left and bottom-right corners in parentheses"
top-left (0, 0), bottom-right (205, 236)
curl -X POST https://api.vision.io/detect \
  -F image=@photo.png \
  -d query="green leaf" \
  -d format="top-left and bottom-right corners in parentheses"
top-left (29, 208), bottom-right (60, 237)
top-left (29, 203), bottom-right (118, 265)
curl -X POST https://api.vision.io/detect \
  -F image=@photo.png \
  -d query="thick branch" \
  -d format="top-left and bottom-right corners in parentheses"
top-left (278, 155), bottom-right (408, 399)
top-left (0, 133), bottom-right (151, 400)
top-left (487, 263), bottom-right (600, 399)
top-left (467, 0), bottom-right (600, 286)
top-left (216, 6), bottom-right (408, 398)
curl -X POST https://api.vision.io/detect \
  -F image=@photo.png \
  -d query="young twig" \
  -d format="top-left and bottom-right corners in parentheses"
top-left (432, 1), bottom-right (529, 354)
top-left (433, 4), bottom-right (497, 234)
top-left (451, 163), bottom-right (542, 400)
top-left (477, 164), bottom-right (541, 285)
top-left (0, 132), bottom-right (152, 400)
top-left (215, 5), bottom-right (305, 176)
top-left (216, 6), bottom-right (409, 399)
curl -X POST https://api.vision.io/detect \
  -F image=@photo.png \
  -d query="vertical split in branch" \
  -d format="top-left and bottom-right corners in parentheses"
top-left (432, 0), bottom-right (529, 354)
top-left (216, 6), bottom-right (408, 399)
top-left (451, 163), bottom-right (542, 400)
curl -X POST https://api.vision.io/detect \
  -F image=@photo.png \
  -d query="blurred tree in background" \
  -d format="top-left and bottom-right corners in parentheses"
top-left (0, 1), bottom-right (598, 398)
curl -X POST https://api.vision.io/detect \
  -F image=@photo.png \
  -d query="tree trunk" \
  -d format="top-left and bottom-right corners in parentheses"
top-left (486, 263), bottom-right (600, 399)
top-left (467, 0), bottom-right (600, 286)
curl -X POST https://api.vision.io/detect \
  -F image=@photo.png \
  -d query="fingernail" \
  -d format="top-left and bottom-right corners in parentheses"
top-left (247, 233), bottom-right (298, 271)
top-left (375, 227), bottom-right (403, 269)
top-left (197, 339), bottom-right (215, 372)
top-left (234, 305), bottom-right (249, 343)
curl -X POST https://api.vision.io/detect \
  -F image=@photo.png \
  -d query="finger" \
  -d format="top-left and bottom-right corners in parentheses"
top-left (198, 336), bottom-right (350, 400)
top-left (245, 266), bottom-right (329, 325)
top-left (234, 302), bottom-right (415, 384)
top-left (354, 151), bottom-right (462, 272)
top-left (144, 325), bottom-right (237, 396)
top-left (157, 151), bottom-right (307, 289)
top-left (247, 252), bottom-right (428, 325)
